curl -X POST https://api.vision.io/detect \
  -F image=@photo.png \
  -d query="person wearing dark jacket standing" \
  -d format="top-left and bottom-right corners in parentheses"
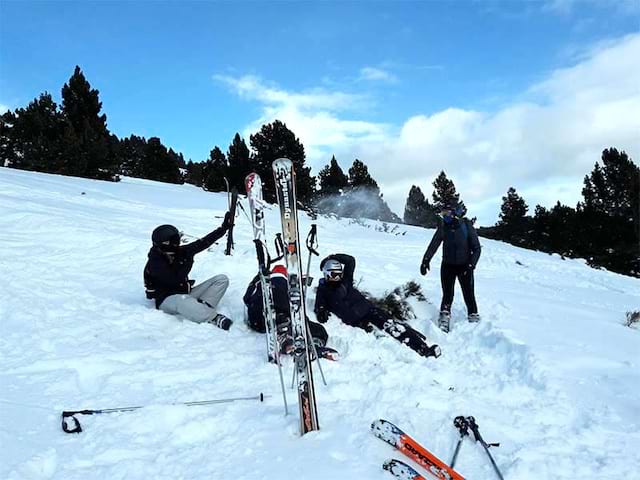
top-left (144, 213), bottom-right (233, 330)
top-left (314, 253), bottom-right (440, 358)
top-left (420, 203), bottom-right (481, 332)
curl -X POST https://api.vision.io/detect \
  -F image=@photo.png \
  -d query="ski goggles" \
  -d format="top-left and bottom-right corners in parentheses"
top-left (326, 270), bottom-right (343, 281)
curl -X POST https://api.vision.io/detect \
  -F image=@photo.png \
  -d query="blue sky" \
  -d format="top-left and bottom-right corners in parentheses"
top-left (1, 1), bottom-right (639, 223)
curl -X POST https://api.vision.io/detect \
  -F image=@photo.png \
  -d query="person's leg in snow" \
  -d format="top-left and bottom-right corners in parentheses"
top-left (191, 274), bottom-right (229, 308)
top-left (159, 274), bottom-right (232, 330)
top-left (440, 264), bottom-right (456, 314)
top-left (456, 267), bottom-right (480, 322)
top-left (363, 308), bottom-right (440, 358)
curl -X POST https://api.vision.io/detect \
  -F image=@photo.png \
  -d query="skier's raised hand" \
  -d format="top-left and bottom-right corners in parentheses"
top-left (420, 258), bottom-right (430, 276)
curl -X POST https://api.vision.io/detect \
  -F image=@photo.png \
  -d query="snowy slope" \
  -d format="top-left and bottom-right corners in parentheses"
top-left (1, 167), bottom-right (639, 480)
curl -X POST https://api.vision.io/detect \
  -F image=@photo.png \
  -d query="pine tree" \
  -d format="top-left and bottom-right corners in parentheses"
top-left (498, 187), bottom-right (529, 241)
top-left (61, 66), bottom-right (117, 180)
top-left (403, 185), bottom-right (438, 228)
top-left (227, 133), bottom-right (251, 192)
top-left (0, 93), bottom-right (66, 173)
top-left (581, 148), bottom-right (639, 243)
top-left (203, 146), bottom-right (229, 192)
top-left (578, 148), bottom-right (640, 274)
top-left (119, 135), bottom-right (147, 177)
top-left (139, 137), bottom-right (183, 184)
top-left (318, 157), bottom-right (400, 222)
top-left (432, 171), bottom-right (466, 213)
top-left (0, 110), bottom-right (18, 168)
top-left (184, 160), bottom-right (205, 186)
top-left (348, 159), bottom-right (379, 191)
top-left (250, 120), bottom-right (315, 204)
top-left (318, 155), bottom-right (349, 196)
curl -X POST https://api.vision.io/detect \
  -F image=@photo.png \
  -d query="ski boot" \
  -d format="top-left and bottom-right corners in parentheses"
top-left (417, 342), bottom-right (441, 358)
top-left (438, 311), bottom-right (451, 333)
top-left (276, 324), bottom-right (294, 355)
top-left (468, 313), bottom-right (481, 323)
top-left (210, 314), bottom-right (232, 331)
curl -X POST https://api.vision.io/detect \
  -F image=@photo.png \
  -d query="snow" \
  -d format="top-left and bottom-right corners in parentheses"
top-left (1, 166), bottom-right (639, 480)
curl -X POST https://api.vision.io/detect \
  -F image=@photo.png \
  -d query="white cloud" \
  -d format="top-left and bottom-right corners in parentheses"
top-left (358, 67), bottom-right (398, 83)
top-left (213, 74), bottom-right (390, 161)
top-left (215, 34), bottom-right (640, 225)
top-left (544, 0), bottom-right (640, 15)
top-left (213, 74), bottom-right (368, 112)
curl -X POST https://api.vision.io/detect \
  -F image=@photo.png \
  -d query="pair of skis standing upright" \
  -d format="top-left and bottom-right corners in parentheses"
top-left (245, 158), bottom-right (319, 436)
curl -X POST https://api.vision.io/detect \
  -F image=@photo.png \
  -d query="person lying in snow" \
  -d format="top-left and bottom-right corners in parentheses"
top-left (243, 264), bottom-right (336, 361)
top-left (144, 213), bottom-right (233, 330)
top-left (314, 253), bottom-right (441, 358)
top-left (420, 202), bottom-right (481, 333)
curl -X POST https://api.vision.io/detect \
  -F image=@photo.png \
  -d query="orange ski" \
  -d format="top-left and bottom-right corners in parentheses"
top-left (372, 419), bottom-right (465, 480)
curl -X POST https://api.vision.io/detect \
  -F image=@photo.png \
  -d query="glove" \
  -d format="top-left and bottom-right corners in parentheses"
top-left (316, 308), bottom-right (329, 323)
top-left (420, 258), bottom-right (430, 276)
top-left (221, 211), bottom-right (233, 231)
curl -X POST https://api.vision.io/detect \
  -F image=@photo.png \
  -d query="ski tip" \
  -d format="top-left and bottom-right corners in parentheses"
top-left (371, 418), bottom-right (387, 430)
top-left (272, 158), bottom-right (293, 168)
top-left (382, 459), bottom-right (424, 480)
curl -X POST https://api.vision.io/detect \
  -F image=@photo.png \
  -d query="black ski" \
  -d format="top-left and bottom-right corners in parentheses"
top-left (272, 158), bottom-right (319, 435)
top-left (224, 187), bottom-right (238, 256)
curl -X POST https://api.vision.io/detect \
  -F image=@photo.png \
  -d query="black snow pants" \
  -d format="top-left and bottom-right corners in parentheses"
top-left (359, 307), bottom-right (434, 357)
top-left (440, 263), bottom-right (478, 315)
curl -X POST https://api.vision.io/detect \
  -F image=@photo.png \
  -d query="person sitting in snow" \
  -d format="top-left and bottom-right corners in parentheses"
top-left (144, 213), bottom-right (233, 330)
top-left (420, 202), bottom-right (481, 332)
top-left (314, 253), bottom-right (440, 358)
top-left (243, 264), bottom-right (335, 362)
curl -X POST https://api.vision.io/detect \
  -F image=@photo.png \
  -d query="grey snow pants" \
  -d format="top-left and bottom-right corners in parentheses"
top-left (159, 274), bottom-right (229, 324)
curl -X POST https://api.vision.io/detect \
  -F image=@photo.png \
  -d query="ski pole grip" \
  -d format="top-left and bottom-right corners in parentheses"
top-left (61, 412), bottom-right (83, 434)
top-left (306, 224), bottom-right (319, 254)
top-left (254, 240), bottom-right (268, 269)
top-left (275, 234), bottom-right (284, 257)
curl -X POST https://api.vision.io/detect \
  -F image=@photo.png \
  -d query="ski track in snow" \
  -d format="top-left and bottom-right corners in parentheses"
top-left (1, 168), bottom-right (639, 480)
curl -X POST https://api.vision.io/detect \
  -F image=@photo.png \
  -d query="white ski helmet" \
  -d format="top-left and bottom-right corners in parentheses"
top-left (322, 259), bottom-right (344, 282)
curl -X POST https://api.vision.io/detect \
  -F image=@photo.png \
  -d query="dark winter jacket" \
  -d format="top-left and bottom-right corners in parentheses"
top-left (314, 254), bottom-right (374, 326)
top-left (144, 227), bottom-right (227, 308)
top-left (243, 272), bottom-right (290, 333)
top-left (422, 218), bottom-right (481, 267)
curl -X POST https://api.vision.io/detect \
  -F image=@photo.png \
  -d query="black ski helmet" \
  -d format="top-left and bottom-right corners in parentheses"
top-left (152, 224), bottom-right (181, 250)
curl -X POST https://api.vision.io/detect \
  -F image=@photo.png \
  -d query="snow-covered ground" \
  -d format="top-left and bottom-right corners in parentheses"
top-left (1, 167), bottom-right (639, 480)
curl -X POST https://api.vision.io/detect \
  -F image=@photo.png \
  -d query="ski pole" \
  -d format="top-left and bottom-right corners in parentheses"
top-left (224, 188), bottom-right (238, 256)
top-left (254, 239), bottom-right (289, 416)
top-left (224, 177), bottom-right (231, 208)
top-left (304, 224), bottom-right (319, 290)
top-left (450, 416), bottom-right (470, 468)
top-left (236, 198), bottom-right (252, 224)
top-left (466, 416), bottom-right (504, 480)
top-left (61, 393), bottom-right (268, 434)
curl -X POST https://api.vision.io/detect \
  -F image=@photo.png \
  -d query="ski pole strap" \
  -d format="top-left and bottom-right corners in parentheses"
top-left (305, 224), bottom-right (319, 255)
